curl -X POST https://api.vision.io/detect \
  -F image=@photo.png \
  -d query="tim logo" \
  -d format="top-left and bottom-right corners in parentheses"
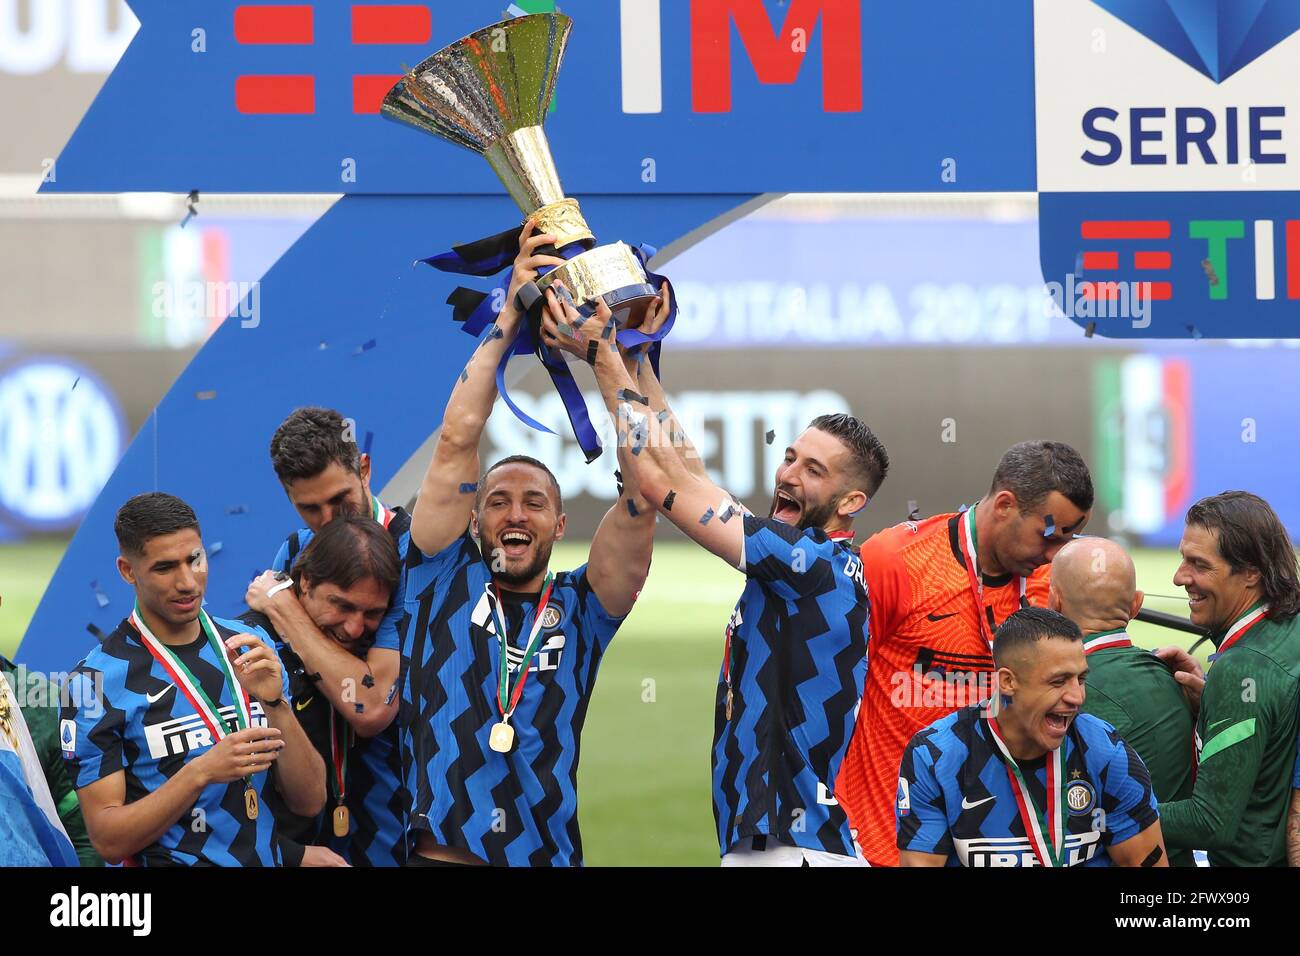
top-left (231, 4), bottom-right (431, 114)
top-left (955, 831), bottom-right (1101, 867)
top-left (623, 0), bottom-right (862, 114)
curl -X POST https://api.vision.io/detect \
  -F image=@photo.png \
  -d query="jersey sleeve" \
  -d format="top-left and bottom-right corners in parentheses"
top-left (404, 525), bottom-right (481, 609)
top-left (1095, 725), bottom-right (1159, 847)
top-left (857, 530), bottom-right (914, 646)
top-left (271, 535), bottom-right (293, 575)
top-left (1157, 650), bottom-right (1274, 851)
top-left (369, 532), bottom-right (409, 654)
top-left (740, 515), bottom-right (834, 602)
top-left (60, 663), bottom-right (125, 790)
top-left (567, 564), bottom-right (625, 654)
top-left (896, 730), bottom-right (952, 857)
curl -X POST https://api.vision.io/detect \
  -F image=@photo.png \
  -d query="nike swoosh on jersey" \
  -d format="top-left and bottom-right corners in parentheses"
top-left (295, 697), bottom-right (312, 712)
top-left (961, 795), bottom-right (996, 810)
top-left (145, 685), bottom-right (174, 704)
top-left (926, 611), bottom-right (960, 622)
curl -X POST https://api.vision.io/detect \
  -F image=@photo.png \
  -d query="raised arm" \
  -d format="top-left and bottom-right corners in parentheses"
top-left (583, 357), bottom-right (655, 617)
top-left (540, 290), bottom-right (745, 569)
top-left (409, 220), bottom-right (565, 557)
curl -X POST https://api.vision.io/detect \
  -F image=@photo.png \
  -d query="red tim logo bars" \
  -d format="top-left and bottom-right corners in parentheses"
top-left (233, 4), bottom-right (432, 115)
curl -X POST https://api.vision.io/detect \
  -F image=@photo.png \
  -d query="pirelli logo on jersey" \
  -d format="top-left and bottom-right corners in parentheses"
top-left (143, 702), bottom-right (269, 760)
top-left (471, 592), bottom-right (566, 673)
top-left (954, 830), bottom-right (1101, 867)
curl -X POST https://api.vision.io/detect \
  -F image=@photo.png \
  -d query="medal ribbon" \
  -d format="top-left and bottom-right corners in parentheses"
top-left (490, 573), bottom-right (556, 722)
top-left (959, 504), bottom-right (1026, 648)
top-left (985, 715), bottom-right (1065, 867)
top-left (328, 707), bottom-right (350, 804)
top-left (1082, 628), bottom-right (1132, 654)
top-left (1216, 601), bottom-right (1269, 654)
top-left (131, 601), bottom-right (252, 744)
top-left (370, 494), bottom-right (393, 529)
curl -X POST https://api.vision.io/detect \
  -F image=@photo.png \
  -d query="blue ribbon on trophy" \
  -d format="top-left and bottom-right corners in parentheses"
top-left (381, 12), bottom-right (675, 463)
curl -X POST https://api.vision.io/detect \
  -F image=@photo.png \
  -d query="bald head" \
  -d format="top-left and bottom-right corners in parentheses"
top-left (1049, 537), bottom-right (1142, 634)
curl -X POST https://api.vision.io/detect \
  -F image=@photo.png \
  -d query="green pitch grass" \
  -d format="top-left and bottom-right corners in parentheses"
top-left (0, 538), bottom-right (1201, 866)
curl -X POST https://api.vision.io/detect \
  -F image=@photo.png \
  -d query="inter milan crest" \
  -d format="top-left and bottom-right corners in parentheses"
top-left (1066, 776), bottom-right (1097, 815)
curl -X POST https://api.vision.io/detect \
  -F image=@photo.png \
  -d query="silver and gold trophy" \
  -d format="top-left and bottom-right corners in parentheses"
top-left (381, 12), bottom-right (658, 328)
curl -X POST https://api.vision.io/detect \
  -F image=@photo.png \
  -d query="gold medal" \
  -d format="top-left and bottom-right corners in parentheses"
top-left (489, 721), bottom-right (515, 753)
top-left (244, 785), bottom-right (259, 821)
top-left (725, 687), bottom-right (734, 721)
top-left (333, 804), bottom-right (349, 837)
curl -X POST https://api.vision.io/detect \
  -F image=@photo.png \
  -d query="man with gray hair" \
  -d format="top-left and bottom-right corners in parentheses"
top-left (1048, 537), bottom-right (1196, 865)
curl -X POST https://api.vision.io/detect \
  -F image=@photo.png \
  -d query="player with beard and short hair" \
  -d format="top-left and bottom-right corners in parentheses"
top-left (61, 493), bottom-right (323, 866)
top-left (399, 219), bottom-right (656, 867)
top-left (250, 407), bottom-right (412, 866)
top-left (898, 607), bottom-right (1167, 868)
top-left (540, 288), bottom-right (888, 866)
top-left (837, 439), bottom-right (1094, 865)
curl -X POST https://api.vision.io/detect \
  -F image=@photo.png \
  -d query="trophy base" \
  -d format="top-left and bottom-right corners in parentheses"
top-left (536, 241), bottom-right (659, 330)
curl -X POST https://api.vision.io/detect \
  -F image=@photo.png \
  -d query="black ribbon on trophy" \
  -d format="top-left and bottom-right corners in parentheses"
top-left (380, 12), bottom-right (676, 463)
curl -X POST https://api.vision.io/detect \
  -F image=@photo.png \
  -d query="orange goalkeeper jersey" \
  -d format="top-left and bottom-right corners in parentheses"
top-left (834, 511), bottom-right (1051, 866)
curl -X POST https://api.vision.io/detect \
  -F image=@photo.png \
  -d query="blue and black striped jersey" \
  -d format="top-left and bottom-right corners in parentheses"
top-left (60, 616), bottom-right (290, 866)
top-left (268, 505), bottom-right (410, 866)
top-left (399, 527), bottom-right (623, 866)
top-left (713, 516), bottom-right (868, 858)
top-left (898, 704), bottom-right (1158, 866)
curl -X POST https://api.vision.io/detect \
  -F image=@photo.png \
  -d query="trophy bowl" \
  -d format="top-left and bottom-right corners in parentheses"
top-left (381, 13), bottom-right (658, 329)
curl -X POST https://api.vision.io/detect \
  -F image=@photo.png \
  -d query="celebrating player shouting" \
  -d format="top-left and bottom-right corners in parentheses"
top-left (838, 441), bottom-right (1093, 865)
top-left (62, 493), bottom-right (323, 866)
top-left (541, 288), bottom-right (889, 866)
top-left (400, 221), bottom-right (655, 866)
top-left (898, 608), bottom-right (1167, 867)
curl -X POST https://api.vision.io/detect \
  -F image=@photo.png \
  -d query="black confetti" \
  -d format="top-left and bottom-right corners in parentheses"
top-left (765, 430), bottom-right (776, 445)
top-left (1084, 322), bottom-right (1096, 338)
top-left (719, 505), bottom-right (737, 523)
top-left (585, 341), bottom-right (598, 366)
top-left (627, 499), bottom-right (639, 517)
top-left (460, 368), bottom-right (470, 382)
top-left (354, 703), bottom-right (365, 714)
top-left (617, 388), bottom-right (649, 406)
top-left (352, 339), bottom-right (377, 357)
top-left (907, 500), bottom-right (921, 521)
top-left (86, 623), bottom-right (107, 642)
top-left (662, 491), bottom-right (676, 511)
top-left (361, 674), bottom-right (375, 688)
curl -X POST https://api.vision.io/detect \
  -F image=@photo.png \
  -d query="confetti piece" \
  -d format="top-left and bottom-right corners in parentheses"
top-left (195, 390), bottom-right (217, 400)
top-left (87, 623), bottom-right (107, 642)
top-left (352, 339), bottom-right (377, 357)
top-left (907, 500), bottom-right (921, 521)
top-left (719, 505), bottom-right (737, 523)
top-left (488, 325), bottom-right (505, 340)
top-left (601, 320), bottom-right (615, 340)
top-left (1187, 324), bottom-right (1203, 340)
top-left (71, 377), bottom-right (80, 391)
top-left (765, 430), bottom-right (776, 445)
top-left (657, 409), bottom-right (671, 423)
top-left (663, 491), bottom-right (676, 511)
top-left (91, 580), bottom-right (109, 609)
top-left (459, 482), bottom-right (478, 494)
top-left (617, 388), bottom-right (649, 405)
top-left (385, 683), bottom-right (398, 705)
top-left (225, 504), bottom-right (249, 515)
top-left (362, 674), bottom-right (375, 688)
top-left (614, 469), bottom-right (625, 497)
top-left (557, 321), bottom-right (575, 338)
top-left (318, 341), bottom-right (329, 350)
top-left (699, 507), bottom-right (715, 525)
top-left (627, 499), bottom-right (640, 517)
top-left (460, 368), bottom-right (470, 382)
top-left (208, 541), bottom-right (223, 555)
top-left (362, 431), bottom-right (374, 456)
top-left (1084, 322), bottom-right (1096, 338)
top-left (1042, 516), bottom-right (1055, 537)
top-left (354, 703), bottom-right (365, 714)
top-left (585, 341), bottom-right (598, 366)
